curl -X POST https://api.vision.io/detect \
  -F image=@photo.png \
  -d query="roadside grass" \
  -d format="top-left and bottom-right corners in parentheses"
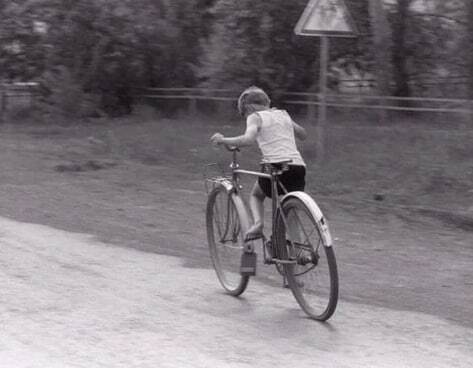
top-left (314, 122), bottom-right (473, 208)
top-left (109, 109), bottom-right (472, 214)
top-left (14, 107), bottom-right (473, 218)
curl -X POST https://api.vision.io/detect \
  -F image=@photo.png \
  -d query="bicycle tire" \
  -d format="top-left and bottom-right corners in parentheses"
top-left (206, 185), bottom-right (250, 296)
top-left (275, 196), bottom-right (338, 321)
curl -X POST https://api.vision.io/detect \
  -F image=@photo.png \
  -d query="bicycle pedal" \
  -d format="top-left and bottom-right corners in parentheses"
top-left (240, 252), bottom-right (257, 276)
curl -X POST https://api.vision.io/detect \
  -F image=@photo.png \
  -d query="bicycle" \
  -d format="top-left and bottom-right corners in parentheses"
top-left (205, 146), bottom-right (338, 321)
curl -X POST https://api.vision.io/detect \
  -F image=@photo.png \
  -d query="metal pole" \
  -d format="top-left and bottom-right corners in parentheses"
top-left (369, 0), bottom-right (389, 123)
top-left (317, 36), bottom-right (329, 160)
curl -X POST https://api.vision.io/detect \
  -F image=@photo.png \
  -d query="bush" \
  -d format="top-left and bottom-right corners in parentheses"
top-left (38, 67), bottom-right (103, 119)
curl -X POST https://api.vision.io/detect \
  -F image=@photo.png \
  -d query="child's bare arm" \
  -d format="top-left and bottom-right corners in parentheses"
top-left (210, 114), bottom-right (260, 147)
top-left (292, 121), bottom-right (307, 141)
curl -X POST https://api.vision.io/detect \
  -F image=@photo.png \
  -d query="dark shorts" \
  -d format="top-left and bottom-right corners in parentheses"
top-left (258, 165), bottom-right (306, 198)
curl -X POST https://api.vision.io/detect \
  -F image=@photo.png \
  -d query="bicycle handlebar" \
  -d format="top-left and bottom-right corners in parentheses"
top-left (224, 144), bottom-right (240, 152)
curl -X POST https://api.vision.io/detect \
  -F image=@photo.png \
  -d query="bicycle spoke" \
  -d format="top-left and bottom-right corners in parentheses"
top-left (287, 207), bottom-right (317, 249)
top-left (294, 264), bottom-right (316, 277)
top-left (206, 186), bottom-right (250, 296)
top-left (278, 197), bottom-right (338, 321)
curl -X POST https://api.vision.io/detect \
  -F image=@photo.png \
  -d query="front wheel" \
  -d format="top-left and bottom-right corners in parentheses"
top-left (275, 196), bottom-right (338, 321)
top-left (206, 185), bottom-right (250, 296)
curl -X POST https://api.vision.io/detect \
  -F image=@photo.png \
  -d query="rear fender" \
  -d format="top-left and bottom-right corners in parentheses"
top-left (280, 191), bottom-right (333, 247)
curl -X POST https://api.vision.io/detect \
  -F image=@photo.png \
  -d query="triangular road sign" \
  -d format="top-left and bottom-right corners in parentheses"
top-left (295, 0), bottom-right (358, 37)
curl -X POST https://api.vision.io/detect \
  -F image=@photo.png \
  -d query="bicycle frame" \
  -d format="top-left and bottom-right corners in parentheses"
top-left (225, 148), bottom-right (291, 253)
top-left (224, 148), bottom-right (333, 249)
top-left (205, 147), bottom-right (339, 320)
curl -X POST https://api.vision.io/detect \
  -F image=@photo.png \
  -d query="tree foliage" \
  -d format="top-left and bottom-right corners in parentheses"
top-left (0, 0), bottom-right (212, 115)
top-left (385, 0), bottom-right (467, 97)
top-left (199, 0), bottom-right (370, 98)
top-left (1, 0), bottom-right (472, 116)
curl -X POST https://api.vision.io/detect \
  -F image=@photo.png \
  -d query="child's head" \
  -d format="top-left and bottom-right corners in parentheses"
top-left (237, 86), bottom-right (271, 117)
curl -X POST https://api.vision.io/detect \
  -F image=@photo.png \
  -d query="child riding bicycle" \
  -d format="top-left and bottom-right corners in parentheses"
top-left (210, 86), bottom-right (307, 241)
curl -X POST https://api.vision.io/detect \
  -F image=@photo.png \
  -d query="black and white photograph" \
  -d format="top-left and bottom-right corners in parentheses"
top-left (0, 0), bottom-right (472, 366)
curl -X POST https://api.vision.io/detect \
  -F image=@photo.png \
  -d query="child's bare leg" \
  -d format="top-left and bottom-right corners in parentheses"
top-left (246, 181), bottom-right (265, 238)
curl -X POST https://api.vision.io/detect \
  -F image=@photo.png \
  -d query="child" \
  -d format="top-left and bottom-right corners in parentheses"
top-left (210, 86), bottom-right (307, 241)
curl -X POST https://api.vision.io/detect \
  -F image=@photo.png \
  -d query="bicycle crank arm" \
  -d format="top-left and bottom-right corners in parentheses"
top-left (271, 259), bottom-right (297, 265)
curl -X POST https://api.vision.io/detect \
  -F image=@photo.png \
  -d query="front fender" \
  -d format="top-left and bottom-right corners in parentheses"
top-left (280, 191), bottom-right (333, 247)
top-left (210, 180), bottom-right (254, 252)
top-left (212, 177), bottom-right (235, 193)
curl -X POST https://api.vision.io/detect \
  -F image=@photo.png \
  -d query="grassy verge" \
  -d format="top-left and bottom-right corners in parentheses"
top-left (81, 109), bottom-right (473, 216)
top-left (8, 107), bottom-right (473, 219)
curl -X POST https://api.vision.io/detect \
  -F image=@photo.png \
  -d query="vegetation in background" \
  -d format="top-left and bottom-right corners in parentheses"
top-left (0, 0), bottom-right (471, 116)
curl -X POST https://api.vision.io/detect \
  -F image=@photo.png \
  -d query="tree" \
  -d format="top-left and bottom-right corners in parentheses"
top-left (390, 0), bottom-right (412, 98)
top-left (382, 0), bottom-right (467, 99)
top-left (199, 0), bottom-right (369, 102)
top-left (200, 0), bottom-right (320, 95)
top-left (1, 0), bottom-right (217, 115)
top-left (368, 0), bottom-right (391, 95)
top-left (467, 0), bottom-right (473, 102)
top-left (0, 0), bottom-right (49, 81)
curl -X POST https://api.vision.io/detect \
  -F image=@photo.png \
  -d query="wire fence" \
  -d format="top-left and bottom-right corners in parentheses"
top-left (0, 82), bottom-right (39, 122)
top-left (136, 85), bottom-right (473, 120)
top-left (2, 81), bottom-right (472, 122)
top-left (283, 92), bottom-right (473, 114)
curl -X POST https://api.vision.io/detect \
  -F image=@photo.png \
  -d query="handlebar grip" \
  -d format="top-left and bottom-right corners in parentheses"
top-left (224, 144), bottom-right (240, 152)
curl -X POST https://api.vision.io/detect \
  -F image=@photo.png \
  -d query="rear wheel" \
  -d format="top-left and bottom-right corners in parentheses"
top-left (206, 185), bottom-right (250, 296)
top-left (275, 197), bottom-right (338, 321)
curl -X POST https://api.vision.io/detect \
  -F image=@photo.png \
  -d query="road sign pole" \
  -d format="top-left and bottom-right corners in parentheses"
top-left (317, 36), bottom-right (329, 160)
top-left (294, 0), bottom-right (358, 161)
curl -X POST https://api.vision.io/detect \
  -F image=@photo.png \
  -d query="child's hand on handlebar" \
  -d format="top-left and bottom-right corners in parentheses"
top-left (210, 133), bottom-right (224, 145)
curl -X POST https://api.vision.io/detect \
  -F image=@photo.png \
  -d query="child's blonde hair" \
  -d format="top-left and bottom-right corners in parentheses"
top-left (237, 86), bottom-right (271, 117)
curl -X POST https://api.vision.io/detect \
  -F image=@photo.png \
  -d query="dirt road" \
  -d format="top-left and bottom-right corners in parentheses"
top-left (0, 120), bottom-right (472, 366)
top-left (1, 216), bottom-right (472, 368)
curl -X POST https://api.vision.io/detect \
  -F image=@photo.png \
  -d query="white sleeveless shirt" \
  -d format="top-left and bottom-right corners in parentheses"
top-left (252, 109), bottom-right (305, 166)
